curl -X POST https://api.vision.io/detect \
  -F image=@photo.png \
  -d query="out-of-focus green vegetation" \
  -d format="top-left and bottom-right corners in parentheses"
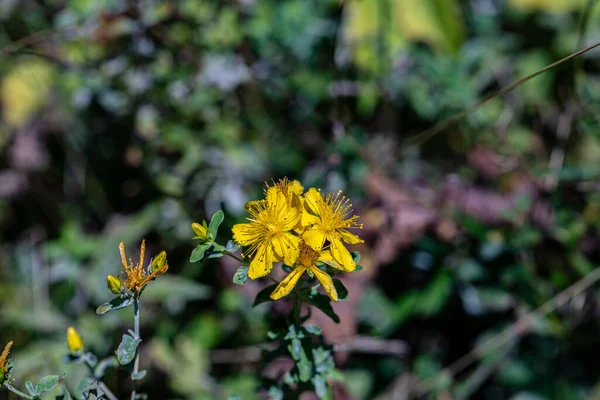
top-left (1, 0), bottom-right (600, 398)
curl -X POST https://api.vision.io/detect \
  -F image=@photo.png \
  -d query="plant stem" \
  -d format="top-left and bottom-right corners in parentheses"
top-left (5, 383), bottom-right (35, 399)
top-left (83, 355), bottom-right (118, 400)
top-left (131, 297), bottom-right (140, 400)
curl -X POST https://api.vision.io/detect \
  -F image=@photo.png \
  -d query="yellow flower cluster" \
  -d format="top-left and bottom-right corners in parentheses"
top-left (232, 178), bottom-right (363, 301)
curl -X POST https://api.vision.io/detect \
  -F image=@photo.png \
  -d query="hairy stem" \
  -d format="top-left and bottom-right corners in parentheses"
top-left (5, 383), bottom-right (35, 399)
top-left (131, 297), bottom-right (140, 400)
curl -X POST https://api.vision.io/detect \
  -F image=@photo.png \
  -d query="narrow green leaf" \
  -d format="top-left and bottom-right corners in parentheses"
top-left (26, 381), bottom-right (37, 396)
top-left (131, 370), bottom-right (147, 380)
top-left (233, 265), bottom-right (249, 285)
top-left (96, 296), bottom-right (134, 315)
top-left (301, 292), bottom-right (340, 323)
top-left (35, 374), bottom-right (65, 395)
top-left (253, 284), bottom-right (278, 306)
top-left (117, 334), bottom-right (141, 365)
top-left (208, 210), bottom-right (224, 240)
top-left (333, 279), bottom-right (349, 301)
top-left (313, 374), bottom-right (329, 399)
top-left (190, 244), bottom-right (211, 262)
top-left (297, 347), bottom-right (312, 382)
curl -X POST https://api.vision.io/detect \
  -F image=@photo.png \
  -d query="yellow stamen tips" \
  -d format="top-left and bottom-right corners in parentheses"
top-left (66, 327), bottom-right (83, 354)
top-left (192, 222), bottom-right (209, 240)
top-left (117, 240), bottom-right (168, 294)
top-left (106, 275), bottom-right (122, 294)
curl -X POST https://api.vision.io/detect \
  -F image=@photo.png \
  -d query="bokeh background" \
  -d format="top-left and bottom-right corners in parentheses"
top-left (2, 0), bottom-right (600, 399)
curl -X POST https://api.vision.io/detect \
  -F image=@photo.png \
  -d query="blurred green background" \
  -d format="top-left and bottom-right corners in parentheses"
top-left (2, 0), bottom-right (600, 399)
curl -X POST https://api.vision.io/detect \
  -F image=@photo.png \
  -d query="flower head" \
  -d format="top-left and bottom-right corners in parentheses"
top-left (270, 242), bottom-right (341, 301)
top-left (0, 341), bottom-right (13, 385)
top-left (66, 327), bottom-right (83, 354)
top-left (233, 187), bottom-right (302, 279)
top-left (301, 188), bottom-right (363, 270)
top-left (115, 240), bottom-right (168, 294)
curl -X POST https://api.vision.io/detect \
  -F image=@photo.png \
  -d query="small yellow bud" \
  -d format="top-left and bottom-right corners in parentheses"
top-left (66, 327), bottom-right (83, 354)
top-left (192, 222), bottom-right (209, 240)
top-left (151, 251), bottom-right (167, 273)
top-left (106, 275), bottom-right (122, 294)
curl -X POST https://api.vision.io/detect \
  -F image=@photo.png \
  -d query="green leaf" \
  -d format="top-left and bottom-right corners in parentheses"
top-left (117, 334), bottom-right (141, 365)
top-left (96, 296), bottom-right (134, 315)
top-left (131, 370), bottom-right (147, 380)
top-left (301, 291), bottom-right (340, 323)
top-left (296, 346), bottom-right (312, 383)
top-left (75, 378), bottom-right (96, 399)
top-left (253, 284), bottom-right (278, 306)
top-left (303, 325), bottom-right (322, 336)
top-left (225, 240), bottom-right (239, 252)
top-left (351, 252), bottom-right (361, 263)
top-left (312, 374), bottom-right (329, 399)
top-left (233, 265), bottom-right (249, 285)
top-left (208, 210), bottom-right (224, 240)
top-left (333, 279), bottom-right (349, 301)
top-left (26, 381), bottom-right (37, 396)
top-left (190, 243), bottom-right (211, 262)
top-left (35, 374), bottom-right (65, 395)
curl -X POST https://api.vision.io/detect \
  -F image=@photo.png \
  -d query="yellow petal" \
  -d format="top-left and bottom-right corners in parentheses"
top-left (301, 209), bottom-right (320, 227)
top-left (318, 249), bottom-right (346, 271)
top-left (330, 237), bottom-right (356, 272)
top-left (338, 229), bottom-right (364, 245)
top-left (248, 243), bottom-right (275, 279)
top-left (281, 205), bottom-right (301, 232)
top-left (266, 187), bottom-right (287, 218)
top-left (303, 188), bottom-right (323, 216)
top-left (0, 341), bottom-right (12, 367)
top-left (232, 222), bottom-right (263, 246)
top-left (289, 180), bottom-right (304, 195)
top-left (272, 233), bottom-right (301, 266)
top-left (302, 226), bottom-right (327, 251)
top-left (308, 265), bottom-right (338, 302)
top-left (270, 266), bottom-right (307, 300)
top-left (67, 326), bottom-right (84, 354)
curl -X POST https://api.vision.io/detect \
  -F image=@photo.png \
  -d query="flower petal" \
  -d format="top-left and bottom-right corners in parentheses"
top-left (338, 229), bottom-right (364, 245)
top-left (319, 250), bottom-right (344, 271)
top-left (308, 265), bottom-right (338, 302)
top-left (281, 204), bottom-right (302, 232)
top-left (270, 266), bottom-right (307, 300)
top-left (302, 226), bottom-right (327, 251)
top-left (232, 222), bottom-right (264, 246)
top-left (302, 188), bottom-right (323, 226)
top-left (248, 243), bottom-right (275, 279)
top-left (329, 236), bottom-right (356, 272)
top-left (272, 233), bottom-right (301, 266)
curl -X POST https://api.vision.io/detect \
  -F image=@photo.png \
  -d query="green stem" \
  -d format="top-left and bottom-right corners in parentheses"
top-left (5, 383), bottom-right (35, 399)
top-left (131, 297), bottom-right (140, 400)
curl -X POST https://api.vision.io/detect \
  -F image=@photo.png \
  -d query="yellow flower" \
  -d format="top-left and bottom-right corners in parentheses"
top-left (66, 327), bottom-right (83, 354)
top-left (116, 240), bottom-right (168, 294)
top-left (301, 188), bottom-right (363, 270)
top-left (270, 242), bottom-right (341, 301)
top-left (191, 221), bottom-right (209, 241)
top-left (0, 341), bottom-right (12, 384)
top-left (232, 187), bottom-right (302, 279)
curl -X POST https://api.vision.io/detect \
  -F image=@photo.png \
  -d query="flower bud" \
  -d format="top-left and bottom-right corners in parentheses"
top-left (106, 275), bottom-right (122, 294)
top-left (151, 251), bottom-right (167, 273)
top-left (191, 222), bottom-right (208, 240)
top-left (66, 327), bottom-right (83, 354)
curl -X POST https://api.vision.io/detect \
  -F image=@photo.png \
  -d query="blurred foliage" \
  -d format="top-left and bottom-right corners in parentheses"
top-left (1, 0), bottom-right (600, 399)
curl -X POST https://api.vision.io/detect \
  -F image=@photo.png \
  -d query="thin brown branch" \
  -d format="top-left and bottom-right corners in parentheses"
top-left (402, 40), bottom-right (600, 149)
